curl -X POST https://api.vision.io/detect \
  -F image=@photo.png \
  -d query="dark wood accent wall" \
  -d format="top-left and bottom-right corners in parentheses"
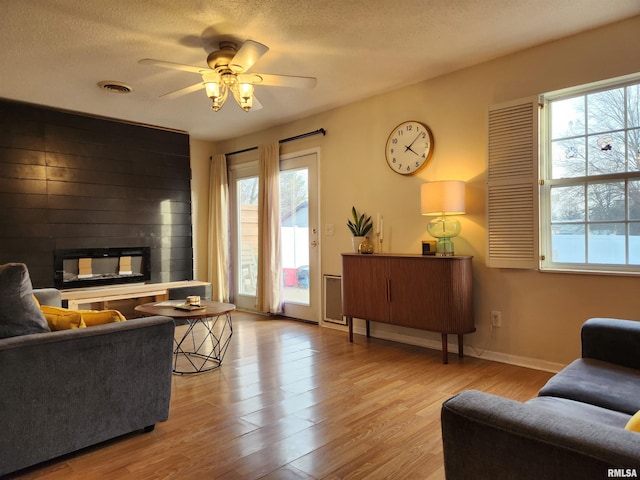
top-left (0, 99), bottom-right (193, 288)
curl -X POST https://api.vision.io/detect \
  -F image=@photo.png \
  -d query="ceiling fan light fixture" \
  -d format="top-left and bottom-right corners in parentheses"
top-left (208, 84), bottom-right (228, 111)
top-left (240, 95), bottom-right (253, 112)
top-left (238, 82), bottom-right (254, 100)
top-left (140, 38), bottom-right (316, 113)
top-left (204, 81), bottom-right (221, 99)
top-left (211, 98), bottom-right (223, 111)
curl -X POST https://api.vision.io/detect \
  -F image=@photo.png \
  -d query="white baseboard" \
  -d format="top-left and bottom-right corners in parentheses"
top-left (351, 325), bottom-right (564, 374)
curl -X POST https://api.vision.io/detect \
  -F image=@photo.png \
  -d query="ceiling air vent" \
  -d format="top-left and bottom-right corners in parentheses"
top-left (97, 81), bottom-right (133, 94)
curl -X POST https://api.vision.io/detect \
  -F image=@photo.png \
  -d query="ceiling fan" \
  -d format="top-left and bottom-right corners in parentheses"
top-left (139, 39), bottom-right (317, 112)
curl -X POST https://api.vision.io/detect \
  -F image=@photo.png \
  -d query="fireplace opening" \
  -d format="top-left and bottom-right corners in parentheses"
top-left (54, 247), bottom-right (151, 290)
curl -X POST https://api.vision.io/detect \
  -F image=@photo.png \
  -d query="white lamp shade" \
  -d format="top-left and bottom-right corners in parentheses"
top-left (421, 180), bottom-right (466, 216)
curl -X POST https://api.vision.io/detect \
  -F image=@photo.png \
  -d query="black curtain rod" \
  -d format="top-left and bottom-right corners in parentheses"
top-left (224, 128), bottom-right (326, 157)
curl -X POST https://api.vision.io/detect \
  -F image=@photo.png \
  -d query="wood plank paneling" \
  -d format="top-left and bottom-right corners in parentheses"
top-left (0, 99), bottom-right (193, 287)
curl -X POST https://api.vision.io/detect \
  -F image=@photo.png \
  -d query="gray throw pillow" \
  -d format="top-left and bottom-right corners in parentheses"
top-left (0, 263), bottom-right (50, 338)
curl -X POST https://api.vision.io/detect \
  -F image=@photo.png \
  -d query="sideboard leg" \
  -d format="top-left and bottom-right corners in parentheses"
top-left (366, 320), bottom-right (370, 338)
top-left (441, 334), bottom-right (449, 364)
top-left (458, 334), bottom-right (464, 358)
top-left (348, 316), bottom-right (353, 342)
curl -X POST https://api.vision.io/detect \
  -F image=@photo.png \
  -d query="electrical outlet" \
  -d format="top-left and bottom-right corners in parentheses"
top-left (490, 310), bottom-right (502, 327)
top-left (325, 224), bottom-right (335, 236)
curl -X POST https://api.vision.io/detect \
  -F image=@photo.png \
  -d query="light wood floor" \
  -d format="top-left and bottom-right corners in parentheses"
top-left (14, 312), bottom-right (553, 480)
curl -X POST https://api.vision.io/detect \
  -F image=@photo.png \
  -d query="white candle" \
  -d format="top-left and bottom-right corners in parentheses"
top-left (379, 216), bottom-right (384, 241)
top-left (377, 213), bottom-right (380, 235)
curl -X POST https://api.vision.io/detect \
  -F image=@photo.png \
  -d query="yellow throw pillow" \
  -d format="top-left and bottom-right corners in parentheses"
top-left (79, 309), bottom-right (126, 327)
top-left (38, 304), bottom-right (126, 330)
top-left (625, 411), bottom-right (640, 432)
top-left (40, 305), bottom-right (86, 331)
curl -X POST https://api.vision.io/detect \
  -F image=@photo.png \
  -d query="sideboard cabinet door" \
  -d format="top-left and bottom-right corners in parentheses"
top-left (341, 254), bottom-right (389, 323)
top-left (388, 256), bottom-right (473, 333)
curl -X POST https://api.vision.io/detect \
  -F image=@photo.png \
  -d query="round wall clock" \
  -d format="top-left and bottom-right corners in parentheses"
top-left (385, 120), bottom-right (434, 175)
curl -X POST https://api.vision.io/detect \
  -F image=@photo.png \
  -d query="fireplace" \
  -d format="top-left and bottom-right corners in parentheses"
top-left (54, 247), bottom-right (151, 290)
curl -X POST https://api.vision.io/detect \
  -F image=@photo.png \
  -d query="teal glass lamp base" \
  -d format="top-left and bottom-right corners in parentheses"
top-left (435, 237), bottom-right (455, 256)
top-left (427, 216), bottom-right (461, 257)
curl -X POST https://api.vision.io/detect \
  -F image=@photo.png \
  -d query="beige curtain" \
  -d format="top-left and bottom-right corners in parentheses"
top-left (208, 154), bottom-right (230, 302)
top-left (256, 142), bottom-right (282, 313)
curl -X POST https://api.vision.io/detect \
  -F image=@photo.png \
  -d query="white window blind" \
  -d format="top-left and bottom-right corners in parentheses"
top-left (487, 97), bottom-right (541, 269)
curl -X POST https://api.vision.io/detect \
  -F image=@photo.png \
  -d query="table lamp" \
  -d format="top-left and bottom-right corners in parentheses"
top-left (420, 180), bottom-right (466, 256)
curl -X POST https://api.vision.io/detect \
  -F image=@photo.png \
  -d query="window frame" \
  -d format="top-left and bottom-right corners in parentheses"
top-left (539, 73), bottom-right (640, 275)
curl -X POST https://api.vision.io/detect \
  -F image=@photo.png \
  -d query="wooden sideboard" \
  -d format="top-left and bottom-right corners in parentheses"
top-left (341, 253), bottom-right (475, 364)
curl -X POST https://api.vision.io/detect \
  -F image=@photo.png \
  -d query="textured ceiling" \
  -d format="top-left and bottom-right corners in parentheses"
top-left (1, 0), bottom-right (639, 141)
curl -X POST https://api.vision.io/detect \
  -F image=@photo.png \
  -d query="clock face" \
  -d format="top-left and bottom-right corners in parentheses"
top-left (385, 121), bottom-right (434, 175)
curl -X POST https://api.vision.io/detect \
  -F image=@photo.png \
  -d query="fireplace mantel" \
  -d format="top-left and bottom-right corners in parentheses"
top-left (61, 280), bottom-right (211, 310)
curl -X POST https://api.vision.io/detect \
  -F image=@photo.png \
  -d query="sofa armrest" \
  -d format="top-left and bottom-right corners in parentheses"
top-left (32, 288), bottom-right (62, 307)
top-left (441, 390), bottom-right (640, 480)
top-left (582, 317), bottom-right (640, 370)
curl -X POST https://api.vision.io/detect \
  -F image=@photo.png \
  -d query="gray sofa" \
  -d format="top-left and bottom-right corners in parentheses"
top-left (441, 317), bottom-right (640, 480)
top-left (0, 288), bottom-right (175, 476)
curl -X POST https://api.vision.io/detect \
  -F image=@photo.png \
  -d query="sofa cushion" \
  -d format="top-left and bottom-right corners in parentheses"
top-left (526, 396), bottom-right (631, 429)
top-left (539, 358), bottom-right (640, 415)
top-left (0, 263), bottom-right (50, 338)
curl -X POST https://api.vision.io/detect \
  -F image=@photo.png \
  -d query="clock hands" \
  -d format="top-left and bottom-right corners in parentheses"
top-left (404, 145), bottom-right (418, 156)
top-left (404, 131), bottom-right (423, 156)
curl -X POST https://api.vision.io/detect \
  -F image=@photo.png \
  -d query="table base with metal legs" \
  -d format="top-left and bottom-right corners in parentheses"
top-left (172, 312), bottom-right (233, 375)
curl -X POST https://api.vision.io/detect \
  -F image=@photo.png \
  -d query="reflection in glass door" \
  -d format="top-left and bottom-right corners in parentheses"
top-left (237, 176), bottom-right (259, 298)
top-left (280, 167), bottom-right (310, 306)
top-left (229, 161), bottom-right (260, 311)
top-left (280, 151), bottom-right (319, 322)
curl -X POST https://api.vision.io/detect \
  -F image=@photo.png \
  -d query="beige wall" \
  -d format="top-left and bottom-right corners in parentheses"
top-left (191, 16), bottom-right (640, 370)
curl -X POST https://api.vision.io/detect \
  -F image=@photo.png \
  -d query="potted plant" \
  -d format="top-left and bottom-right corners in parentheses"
top-left (347, 206), bottom-right (373, 252)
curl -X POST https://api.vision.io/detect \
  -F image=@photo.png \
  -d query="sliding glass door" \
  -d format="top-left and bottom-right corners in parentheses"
top-left (279, 151), bottom-right (319, 322)
top-left (228, 150), bottom-right (319, 322)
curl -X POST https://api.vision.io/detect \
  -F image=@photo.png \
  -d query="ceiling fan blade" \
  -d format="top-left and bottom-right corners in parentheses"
top-left (159, 81), bottom-right (205, 99)
top-left (250, 73), bottom-right (317, 89)
top-left (138, 58), bottom-right (213, 75)
top-left (229, 40), bottom-right (269, 73)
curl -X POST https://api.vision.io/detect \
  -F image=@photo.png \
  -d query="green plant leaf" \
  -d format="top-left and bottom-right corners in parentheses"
top-left (347, 207), bottom-right (373, 236)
